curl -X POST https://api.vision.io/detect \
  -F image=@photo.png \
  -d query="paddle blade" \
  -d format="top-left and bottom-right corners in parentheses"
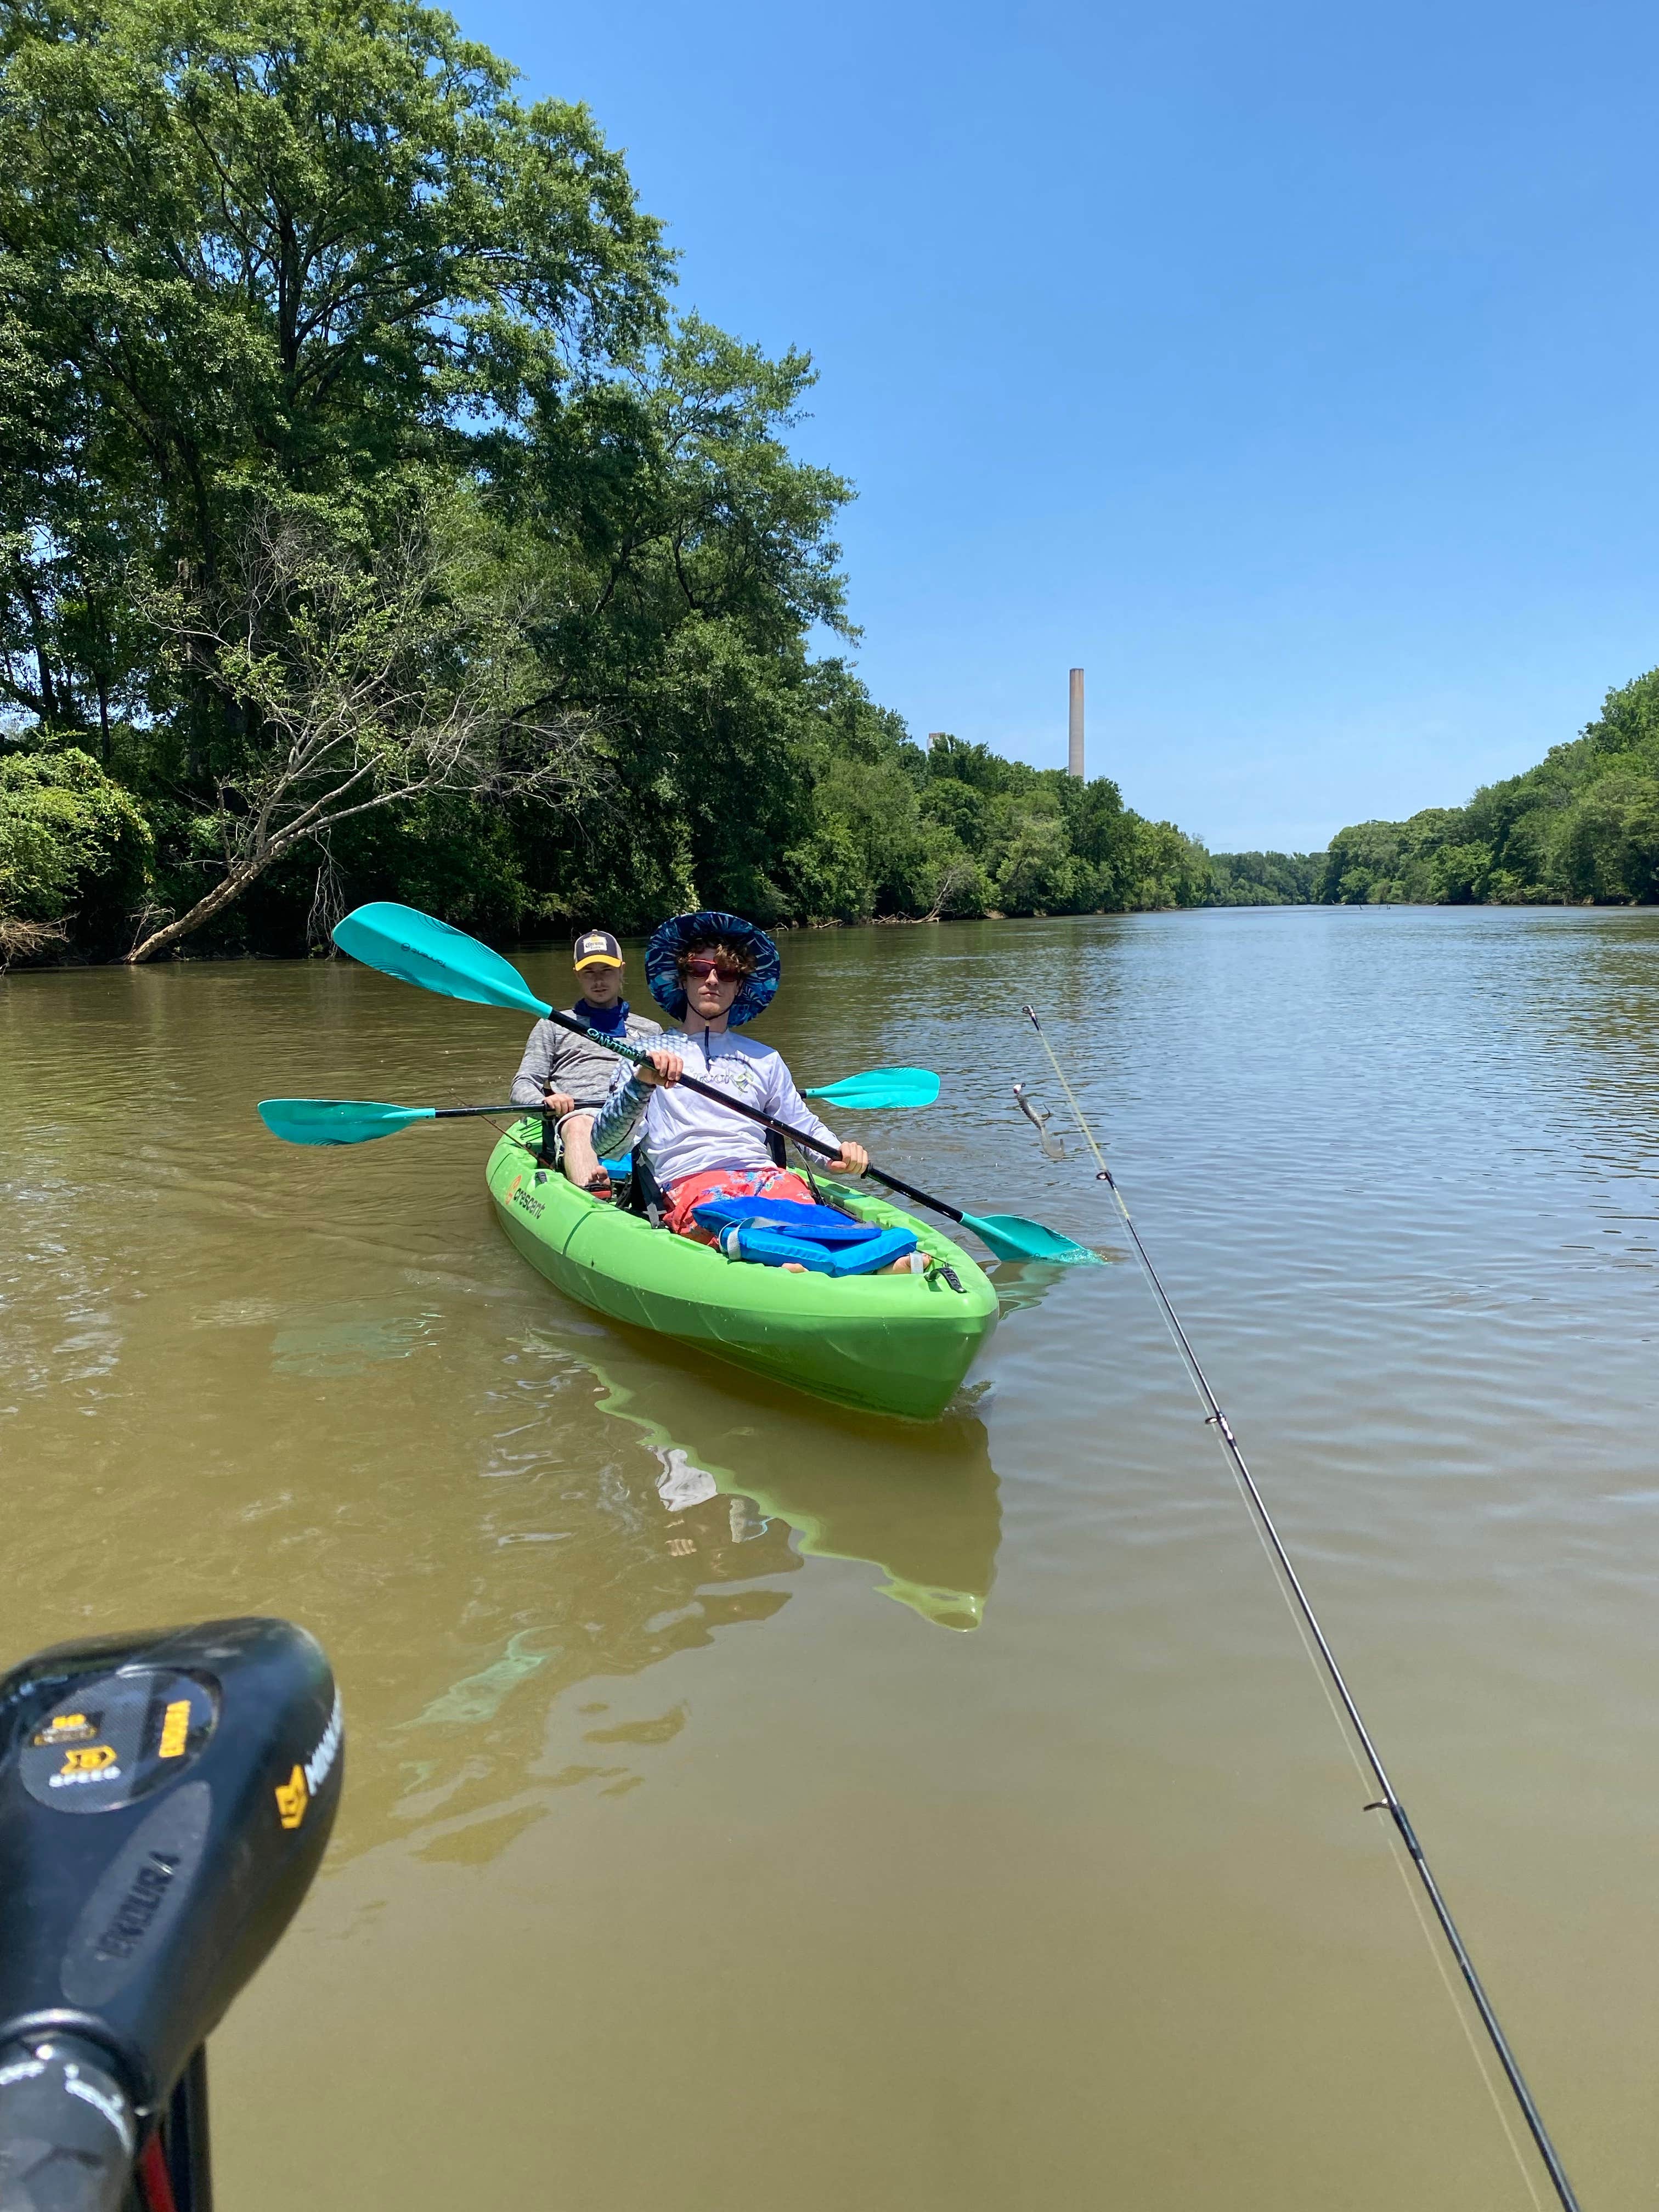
top-left (961, 1211), bottom-right (1103, 1265)
top-left (805, 1067), bottom-right (941, 1110)
top-left (332, 902), bottom-right (550, 1019)
top-left (258, 1099), bottom-right (437, 1147)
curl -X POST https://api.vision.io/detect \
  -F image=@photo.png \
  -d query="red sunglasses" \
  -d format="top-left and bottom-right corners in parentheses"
top-left (681, 954), bottom-right (746, 982)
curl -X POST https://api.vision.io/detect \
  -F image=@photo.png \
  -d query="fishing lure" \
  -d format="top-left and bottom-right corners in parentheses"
top-left (1012, 1081), bottom-right (1065, 1159)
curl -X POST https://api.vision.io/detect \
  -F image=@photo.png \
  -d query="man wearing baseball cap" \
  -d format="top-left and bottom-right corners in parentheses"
top-left (509, 930), bottom-right (681, 1198)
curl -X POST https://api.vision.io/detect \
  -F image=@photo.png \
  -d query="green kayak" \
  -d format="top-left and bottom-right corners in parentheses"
top-left (485, 1120), bottom-right (998, 1421)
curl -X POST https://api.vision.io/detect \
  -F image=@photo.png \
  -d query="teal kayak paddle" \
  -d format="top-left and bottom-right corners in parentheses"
top-left (257, 1079), bottom-right (932, 1146)
top-left (804, 1067), bottom-right (939, 1110)
top-left (332, 902), bottom-right (546, 1014)
top-left (328, 902), bottom-right (1100, 1265)
top-left (257, 1099), bottom-right (518, 1146)
top-left (330, 904), bottom-right (936, 1111)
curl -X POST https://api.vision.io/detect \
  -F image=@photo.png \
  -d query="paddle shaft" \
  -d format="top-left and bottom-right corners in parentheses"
top-left (435, 1106), bottom-right (519, 1119)
top-left (540, 1010), bottom-right (970, 1224)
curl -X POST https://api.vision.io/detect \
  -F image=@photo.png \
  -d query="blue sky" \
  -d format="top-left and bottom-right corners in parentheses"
top-left (466, 0), bottom-right (1659, 852)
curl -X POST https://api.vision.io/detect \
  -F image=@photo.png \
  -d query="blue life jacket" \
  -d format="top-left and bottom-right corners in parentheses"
top-left (691, 1195), bottom-right (882, 1245)
top-left (691, 1194), bottom-right (919, 1276)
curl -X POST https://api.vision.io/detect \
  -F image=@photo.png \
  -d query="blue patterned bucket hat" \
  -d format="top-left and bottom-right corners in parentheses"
top-left (645, 910), bottom-right (781, 1028)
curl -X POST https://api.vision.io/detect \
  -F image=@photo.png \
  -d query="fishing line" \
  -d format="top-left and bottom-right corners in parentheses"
top-left (1021, 1004), bottom-right (1579, 2212)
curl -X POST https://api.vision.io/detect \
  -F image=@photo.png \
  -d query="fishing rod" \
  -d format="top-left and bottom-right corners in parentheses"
top-left (1021, 1003), bottom-right (1581, 2212)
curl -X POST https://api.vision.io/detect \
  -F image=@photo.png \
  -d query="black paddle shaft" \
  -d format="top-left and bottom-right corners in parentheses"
top-left (542, 1011), bottom-right (967, 1224)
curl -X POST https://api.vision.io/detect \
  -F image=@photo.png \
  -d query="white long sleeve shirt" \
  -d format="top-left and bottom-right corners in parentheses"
top-left (589, 1027), bottom-right (839, 1187)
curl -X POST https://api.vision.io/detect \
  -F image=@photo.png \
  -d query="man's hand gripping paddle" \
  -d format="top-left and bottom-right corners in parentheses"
top-left (300, 903), bottom-right (1098, 1264)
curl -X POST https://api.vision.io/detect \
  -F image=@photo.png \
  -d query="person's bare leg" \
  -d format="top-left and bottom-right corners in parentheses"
top-left (560, 1113), bottom-right (606, 1191)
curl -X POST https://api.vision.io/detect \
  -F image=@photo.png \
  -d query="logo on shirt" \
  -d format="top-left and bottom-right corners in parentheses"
top-left (703, 1059), bottom-right (755, 1096)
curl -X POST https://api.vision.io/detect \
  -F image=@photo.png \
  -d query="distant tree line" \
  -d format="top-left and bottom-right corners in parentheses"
top-left (1204, 849), bottom-right (1324, 905)
top-left (1159, 663), bottom-right (1659, 913)
top-left (1319, 668), bottom-right (1659, 906)
top-left (0, 0), bottom-right (1223, 966)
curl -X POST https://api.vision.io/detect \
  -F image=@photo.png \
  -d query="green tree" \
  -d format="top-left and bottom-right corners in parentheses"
top-left (1206, 850), bottom-right (1322, 904)
top-left (496, 318), bottom-right (860, 923)
top-left (1556, 775), bottom-right (1659, 902)
top-left (0, 746), bottom-right (152, 960)
top-left (0, 0), bottom-right (1230, 957)
top-left (125, 491), bottom-right (581, 960)
top-left (0, 0), bottom-right (667, 772)
top-left (1321, 668), bottom-right (1659, 907)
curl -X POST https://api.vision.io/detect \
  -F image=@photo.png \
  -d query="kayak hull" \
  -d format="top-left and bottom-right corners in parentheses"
top-left (485, 1122), bottom-right (997, 1421)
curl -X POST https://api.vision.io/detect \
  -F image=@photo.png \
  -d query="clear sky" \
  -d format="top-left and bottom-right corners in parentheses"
top-left (462, 0), bottom-right (1659, 852)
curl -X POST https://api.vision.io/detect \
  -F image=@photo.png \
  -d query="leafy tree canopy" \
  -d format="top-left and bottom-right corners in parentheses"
top-left (0, 0), bottom-right (1243, 960)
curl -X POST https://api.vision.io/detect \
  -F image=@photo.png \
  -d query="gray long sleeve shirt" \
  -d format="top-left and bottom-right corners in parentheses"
top-left (510, 1007), bottom-right (663, 1112)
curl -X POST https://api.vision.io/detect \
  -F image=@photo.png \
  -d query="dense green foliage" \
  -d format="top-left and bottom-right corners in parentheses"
top-left (0, 748), bottom-right (151, 957)
top-left (1205, 849), bottom-right (1322, 905)
top-left (14, 0), bottom-right (1640, 953)
top-left (1322, 669), bottom-right (1659, 905)
top-left (0, 0), bottom-right (1258, 962)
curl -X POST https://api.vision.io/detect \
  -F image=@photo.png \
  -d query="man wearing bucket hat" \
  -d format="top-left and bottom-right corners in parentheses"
top-left (589, 910), bottom-right (870, 1238)
top-left (510, 929), bottom-right (681, 1199)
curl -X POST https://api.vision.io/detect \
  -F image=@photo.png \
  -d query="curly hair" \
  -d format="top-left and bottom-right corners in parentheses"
top-left (678, 935), bottom-right (758, 975)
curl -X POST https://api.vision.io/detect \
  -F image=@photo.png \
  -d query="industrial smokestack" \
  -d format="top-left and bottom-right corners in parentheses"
top-left (1068, 668), bottom-right (1084, 778)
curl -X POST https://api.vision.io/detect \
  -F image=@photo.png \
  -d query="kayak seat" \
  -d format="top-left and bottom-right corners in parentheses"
top-left (691, 1195), bottom-right (884, 1246)
top-left (708, 1221), bottom-right (920, 1276)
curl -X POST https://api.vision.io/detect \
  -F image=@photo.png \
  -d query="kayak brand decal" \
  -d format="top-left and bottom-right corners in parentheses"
top-left (276, 1689), bottom-right (343, 1830)
top-left (20, 1669), bottom-right (219, 1815)
top-left (511, 1186), bottom-right (544, 1219)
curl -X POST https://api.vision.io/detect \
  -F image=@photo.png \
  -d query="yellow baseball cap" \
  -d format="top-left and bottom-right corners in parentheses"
top-left (573, 929), bottom-right (624, 969)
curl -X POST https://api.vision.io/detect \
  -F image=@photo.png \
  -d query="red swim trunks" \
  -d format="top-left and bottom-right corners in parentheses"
top-left (663, 1165), bottom-right (816, 1241)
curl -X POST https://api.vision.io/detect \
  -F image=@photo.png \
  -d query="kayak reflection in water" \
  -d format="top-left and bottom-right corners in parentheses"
top-left (590, 910), bottom-right (885, 1267)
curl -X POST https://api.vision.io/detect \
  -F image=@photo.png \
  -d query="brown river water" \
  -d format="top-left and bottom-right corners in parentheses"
top-left (3, 906), bottom-right (1658, 2208)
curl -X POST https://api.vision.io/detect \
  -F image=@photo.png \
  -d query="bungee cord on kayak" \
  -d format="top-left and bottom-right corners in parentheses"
top-left (1020, 1003), bottom-right (1581, 2212)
